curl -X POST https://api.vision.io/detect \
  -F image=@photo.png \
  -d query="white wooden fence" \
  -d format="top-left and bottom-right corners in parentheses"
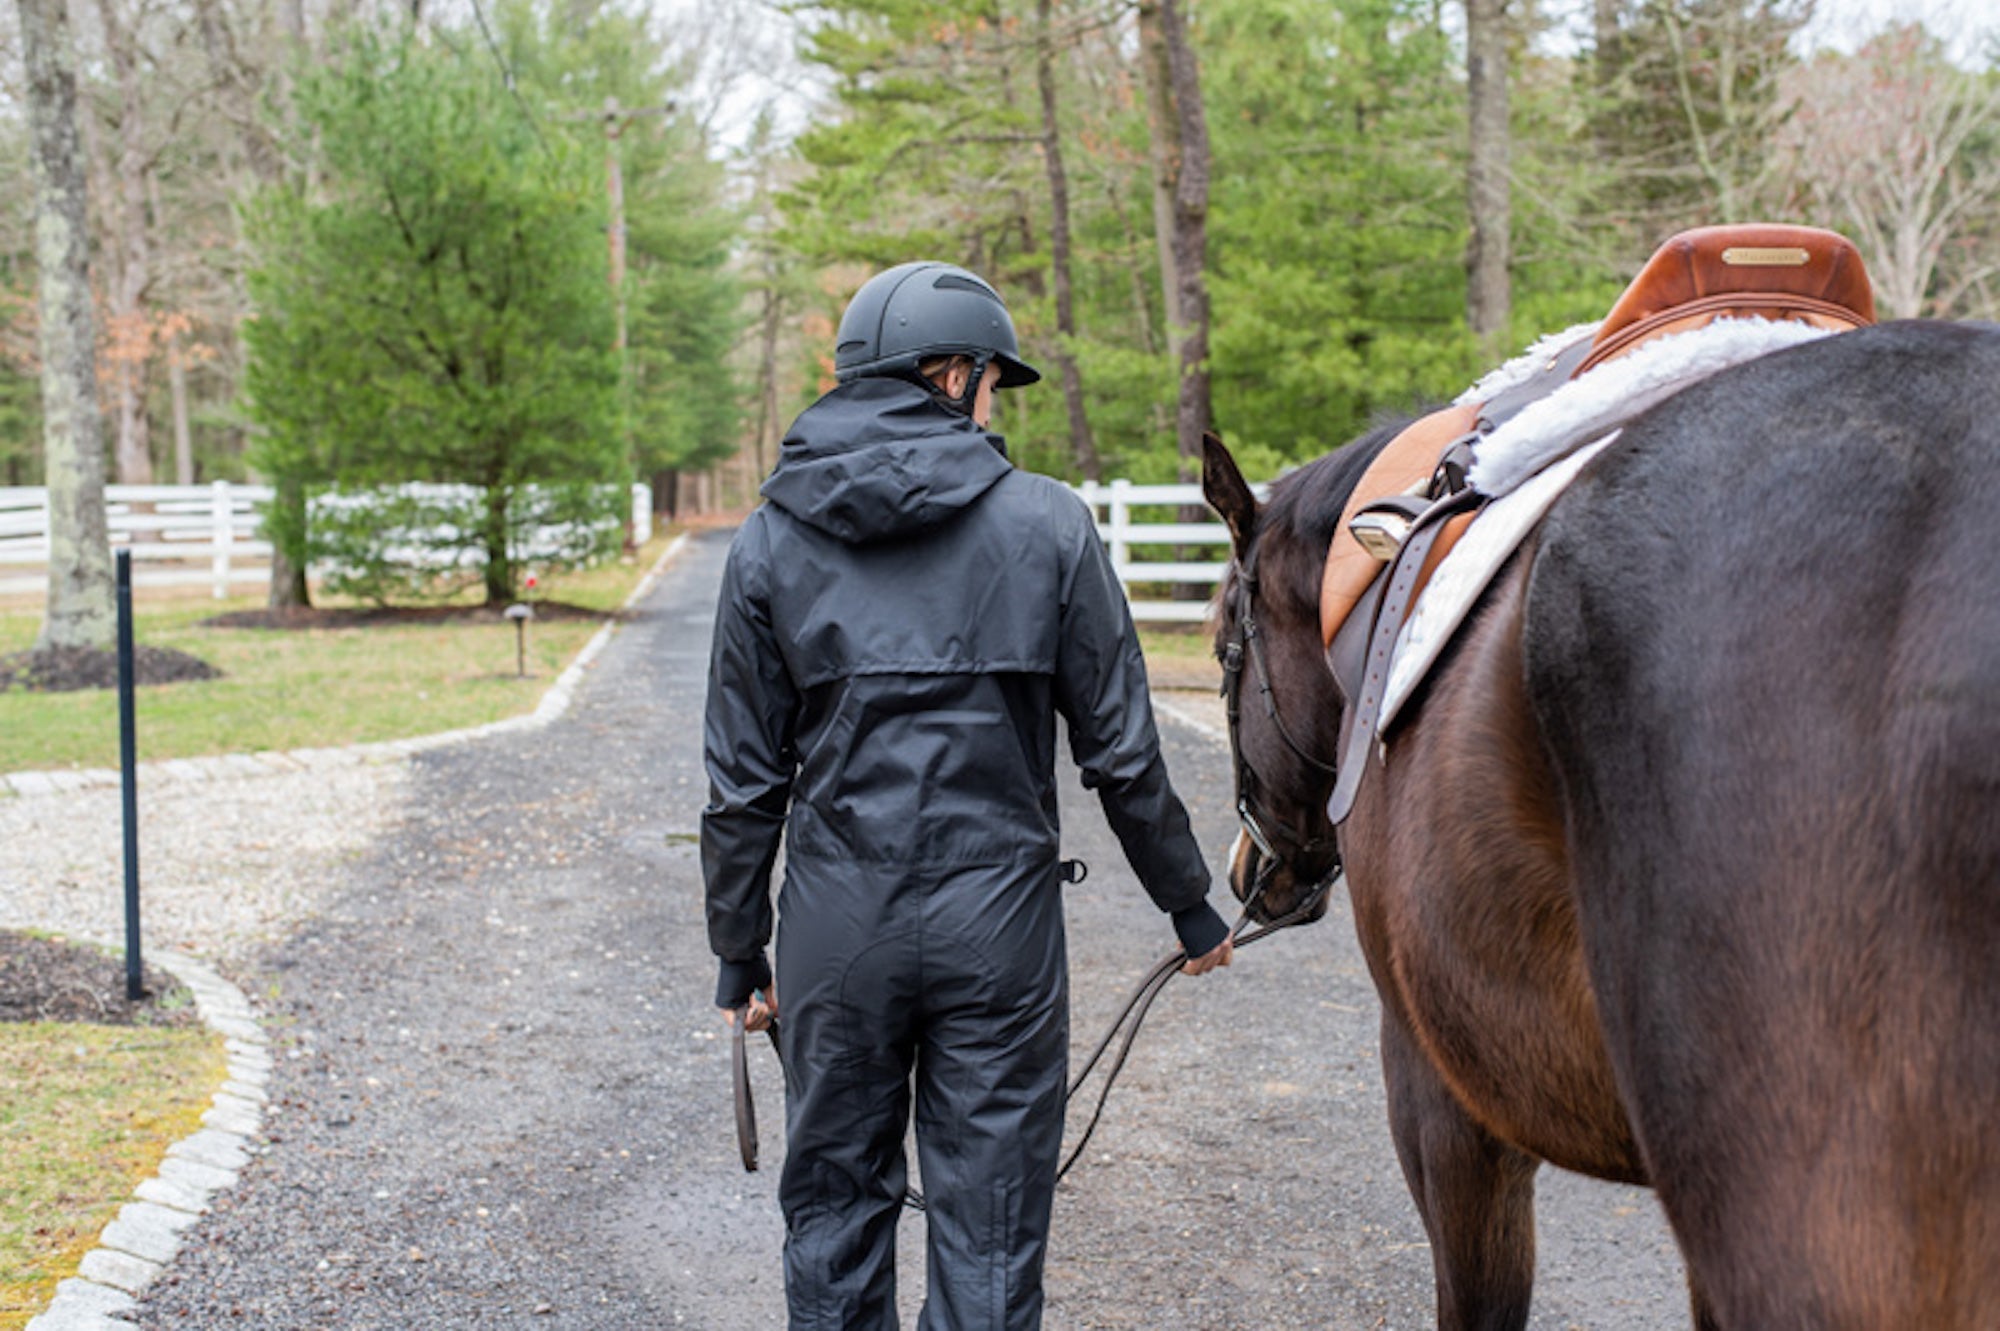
top-left (0, 482), bottom-right (657, 599)
top-left (1073, 479), bottom-right (1255, 623)
top-left (0, 479), bottom-right (1228, 618)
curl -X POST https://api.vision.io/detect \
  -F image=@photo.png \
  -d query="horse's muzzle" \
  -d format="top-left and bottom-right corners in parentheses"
top-left (1228, 828), bottom-right (1332, 926)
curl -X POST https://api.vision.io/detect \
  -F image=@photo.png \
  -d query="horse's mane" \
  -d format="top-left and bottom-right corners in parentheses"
top-left (1209, 417), bottom-right (1413, 633)
top-left (1258, 416), bottom-right (1411, 560)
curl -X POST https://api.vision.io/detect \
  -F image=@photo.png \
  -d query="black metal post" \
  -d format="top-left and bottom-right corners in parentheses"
top-left (116, 549), bottom-right (142, 1001)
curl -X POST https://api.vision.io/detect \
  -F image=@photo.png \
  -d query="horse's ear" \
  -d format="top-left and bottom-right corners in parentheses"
top-left (1201, 430), bottom-right (1258, 555)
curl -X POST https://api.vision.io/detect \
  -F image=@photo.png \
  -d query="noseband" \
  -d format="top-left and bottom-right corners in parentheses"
top-left (1219, 542), bottom-right (1343, 896)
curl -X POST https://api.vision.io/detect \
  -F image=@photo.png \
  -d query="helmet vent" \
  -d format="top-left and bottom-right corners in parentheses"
top-left (933, 274), bottom-right (1003, 305)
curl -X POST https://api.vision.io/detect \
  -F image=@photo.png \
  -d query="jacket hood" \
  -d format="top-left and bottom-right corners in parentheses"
top-left (761, 378), bottom-right (1013, 543)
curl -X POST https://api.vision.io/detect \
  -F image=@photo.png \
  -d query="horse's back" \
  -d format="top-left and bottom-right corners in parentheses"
top-left (1525, 320), bottom-right (2000, 1325)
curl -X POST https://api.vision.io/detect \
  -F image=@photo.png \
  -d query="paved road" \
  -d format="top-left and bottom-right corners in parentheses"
top-left (136, 528), bottom-right (1690, 1329)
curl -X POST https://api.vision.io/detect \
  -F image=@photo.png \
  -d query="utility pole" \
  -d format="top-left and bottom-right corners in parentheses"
top-left (566, 95), bottom-right (672, 535)
top-left (571, 97), bottom-right (673, 357)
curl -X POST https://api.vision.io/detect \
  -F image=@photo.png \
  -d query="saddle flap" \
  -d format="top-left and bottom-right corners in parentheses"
top-left (1583, 224), bottom-right (1874, 372)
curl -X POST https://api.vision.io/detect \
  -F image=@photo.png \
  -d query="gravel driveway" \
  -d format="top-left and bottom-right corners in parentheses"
top-left (127, 528), bottom-right (1691, 1329)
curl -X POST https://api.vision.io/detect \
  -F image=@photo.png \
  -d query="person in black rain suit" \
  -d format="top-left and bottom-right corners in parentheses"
top-left (702, 260), bottom-right (1234, 1330)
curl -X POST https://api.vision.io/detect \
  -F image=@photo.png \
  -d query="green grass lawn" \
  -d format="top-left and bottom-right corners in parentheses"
top-left (0, 535), bottom-right (677, 774)
top-left (0, 1022), bottom-right (224, 1330)
top-left (1138, 624), bottom-right (1216, 664)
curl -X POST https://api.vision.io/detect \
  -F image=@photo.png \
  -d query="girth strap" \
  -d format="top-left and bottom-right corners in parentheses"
top-left (1326, 487), bottom-right (1483, 826)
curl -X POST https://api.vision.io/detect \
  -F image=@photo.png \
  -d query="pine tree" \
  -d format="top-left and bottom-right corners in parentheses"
top-left (243, 28), bottom-right (623, 605)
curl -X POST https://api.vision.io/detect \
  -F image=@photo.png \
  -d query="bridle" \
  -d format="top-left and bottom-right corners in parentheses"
top-left (1218, 539), bottom-right (1344, 902)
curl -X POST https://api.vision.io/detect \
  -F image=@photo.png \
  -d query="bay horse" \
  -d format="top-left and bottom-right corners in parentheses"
top-left (1201, 319), bottom-right (2000, 1328)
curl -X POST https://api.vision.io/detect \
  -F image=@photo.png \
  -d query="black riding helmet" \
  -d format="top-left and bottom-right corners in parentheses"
top-left (834, 263), bottom-right (1042, 412)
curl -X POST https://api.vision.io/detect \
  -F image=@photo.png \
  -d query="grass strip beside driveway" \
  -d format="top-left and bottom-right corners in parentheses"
top-left (0, 535), bottom-right (676, 774)
top-left (0, 1021), bottom-right (224, 1329)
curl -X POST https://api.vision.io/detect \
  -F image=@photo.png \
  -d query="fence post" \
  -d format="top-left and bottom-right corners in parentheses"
top-left (632, 482), bottom-right (652, 547)
top-left (1107, 478), bottom-right (1132, 584)
top-left (211, 479), bottom-right (232, 599)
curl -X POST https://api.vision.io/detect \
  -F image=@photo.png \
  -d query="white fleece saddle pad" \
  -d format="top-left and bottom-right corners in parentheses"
top-left (1377, 317), bottom-right (1840, 732)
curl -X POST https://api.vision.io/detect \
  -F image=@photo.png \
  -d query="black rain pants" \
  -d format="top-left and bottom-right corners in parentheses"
top-left (776, 851), bottom-right (1068, 1330)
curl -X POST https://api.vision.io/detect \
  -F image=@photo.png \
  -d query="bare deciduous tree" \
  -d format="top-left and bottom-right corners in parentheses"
top-left (92, 0), bottom-right (158, 484)
top-left (1775, 24), bottom-right (2000, 318)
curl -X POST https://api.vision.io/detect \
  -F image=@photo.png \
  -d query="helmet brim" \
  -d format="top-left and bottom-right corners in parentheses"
top-left (992, 353), bottom-right (1041, 389)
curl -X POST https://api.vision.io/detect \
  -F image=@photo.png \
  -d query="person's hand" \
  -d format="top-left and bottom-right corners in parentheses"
top-left (1181, 935), bottom-right (1233, 977)
top-left (721, 985), bottom-right (778, 1032)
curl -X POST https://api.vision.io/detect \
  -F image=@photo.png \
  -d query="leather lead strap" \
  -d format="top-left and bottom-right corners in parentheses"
top-left (733, 1017), bottom-right (758, 1171)
top-left (1325, 490), bottom-right (1481, 826)
top-left (733, 1016), bottom-right (781, 1173)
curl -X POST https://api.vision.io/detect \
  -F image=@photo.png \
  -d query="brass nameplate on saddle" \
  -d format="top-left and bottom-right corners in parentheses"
top-left (1722, 246), bottom-right (1810, 267)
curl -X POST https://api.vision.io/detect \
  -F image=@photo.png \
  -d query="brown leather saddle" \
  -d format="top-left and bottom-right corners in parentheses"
top-left (1319, 223), bottom-right (1877, 824)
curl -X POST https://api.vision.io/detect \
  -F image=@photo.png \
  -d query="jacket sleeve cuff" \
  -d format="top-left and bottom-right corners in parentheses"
top-left (1171, 902), bottom-right (1231, 959)
top-left (715, 953), bottom-right (773, 1008)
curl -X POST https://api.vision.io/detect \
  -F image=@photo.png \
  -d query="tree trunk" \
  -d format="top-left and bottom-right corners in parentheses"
top-left (1466, 0), bottom-right (1513, 357)
top-left (756, 283), bottom-right (783, 482)
top-left (268, 478), bottom-right (310, 605)
top-left (99, 0), bottom-right (156, 485)
top-left (19, 0), bottom-right (115, 652)
top-left (482, 485), bottom-right (513, 605)
top-left (1156, 0), bottom-right (1212, 482)
top-left (169, 337), bottom-right (194, 483)
top-left (1135, 0), bottom-right (1183, 335)
top-left (1589, 0), bottom-right (1624, 203)
top-left (1035, 0), bottom-right (1101, 481)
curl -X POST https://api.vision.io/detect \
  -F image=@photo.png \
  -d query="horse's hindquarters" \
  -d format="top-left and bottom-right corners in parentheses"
top-left (1523, 320), bottom-right (2000, 1323)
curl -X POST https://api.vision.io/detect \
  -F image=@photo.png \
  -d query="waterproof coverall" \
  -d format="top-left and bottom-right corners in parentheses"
top-left (701, 376), bottom-right (1223, 1329)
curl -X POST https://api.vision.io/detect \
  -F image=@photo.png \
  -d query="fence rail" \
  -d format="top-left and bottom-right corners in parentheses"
top-left (0, 479), bottom-right (1229, 619)
top-left (1072, 479), bottom-right (1258, 623)
top-left (0, 482), bottom-right (656, 599)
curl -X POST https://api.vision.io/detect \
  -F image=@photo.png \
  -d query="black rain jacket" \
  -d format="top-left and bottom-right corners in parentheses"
top-left (702, 377), bottom-right (1217, 1004)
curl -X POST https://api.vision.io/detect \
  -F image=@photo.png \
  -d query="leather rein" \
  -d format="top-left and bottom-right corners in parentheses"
top-left (730, 880), bottom-right (1335, 1204)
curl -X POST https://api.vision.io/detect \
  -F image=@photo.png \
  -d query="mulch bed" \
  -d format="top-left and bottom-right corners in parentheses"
top-left (0, 929), bottom-right (200, 1028)
top-left (0, 645), bottom-right (222, 695)
top-left (203, 600), bottom-right (613, 630)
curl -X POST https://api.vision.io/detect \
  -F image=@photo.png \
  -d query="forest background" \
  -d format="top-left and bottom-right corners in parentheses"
top-left (3, 0), bottom-right (1998, 585)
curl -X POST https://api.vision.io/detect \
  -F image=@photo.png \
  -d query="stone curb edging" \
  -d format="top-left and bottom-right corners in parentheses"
top-left (25, 947), bottom-right (270, 1331)
top-left (0, 534), bottom-right (690, 801)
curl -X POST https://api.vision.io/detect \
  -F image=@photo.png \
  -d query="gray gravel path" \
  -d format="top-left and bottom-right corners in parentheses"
top-left (132, 527), bottom-right (1691, 1329)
